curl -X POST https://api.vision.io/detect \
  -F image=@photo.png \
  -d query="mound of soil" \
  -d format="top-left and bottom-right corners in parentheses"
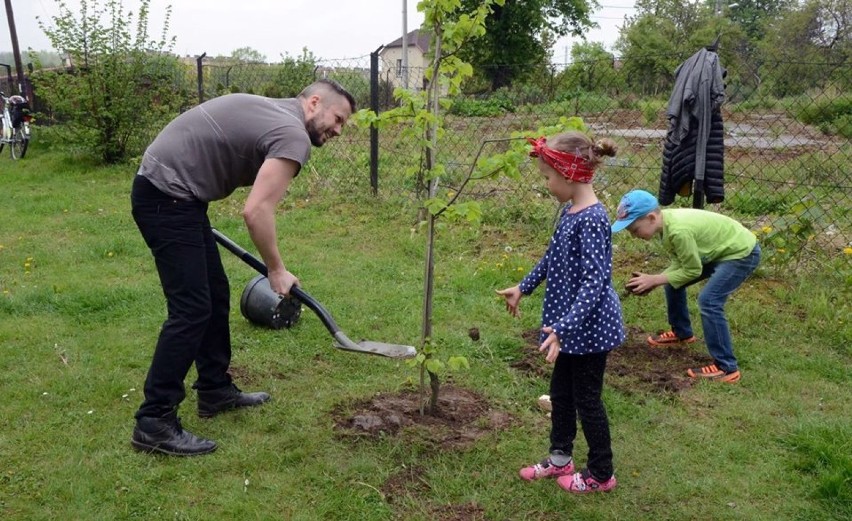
top-left (332, 386), bottom-right (513, 450)
top-left (512, 326), bottom-right (713, 395)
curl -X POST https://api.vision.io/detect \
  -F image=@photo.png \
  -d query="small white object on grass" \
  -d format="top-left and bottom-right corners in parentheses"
top-left (537, 395), bottom-right (552, 412)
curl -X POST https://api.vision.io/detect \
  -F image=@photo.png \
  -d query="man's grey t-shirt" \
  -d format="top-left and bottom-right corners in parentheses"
top-left (138, 94), bottom-right (311, 202)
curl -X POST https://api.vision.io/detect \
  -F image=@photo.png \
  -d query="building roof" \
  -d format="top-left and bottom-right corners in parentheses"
top-left (383, 29), bottom-right (431, 53)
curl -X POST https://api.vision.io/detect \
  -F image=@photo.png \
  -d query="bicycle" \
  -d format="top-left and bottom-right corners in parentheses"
top-left (0, 91), bottom-right (32, 159)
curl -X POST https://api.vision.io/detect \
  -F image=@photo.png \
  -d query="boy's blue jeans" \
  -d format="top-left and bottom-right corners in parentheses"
top-left (665, 244), bottom-right (761, 373)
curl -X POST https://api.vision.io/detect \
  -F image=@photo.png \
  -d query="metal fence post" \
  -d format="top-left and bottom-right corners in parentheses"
top-left (370, 46), bottom-right (382, 196)
top-left (196, 53), bottom-right (207, 104)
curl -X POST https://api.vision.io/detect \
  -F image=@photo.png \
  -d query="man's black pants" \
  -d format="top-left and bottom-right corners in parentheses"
top-left (131, 175), bottom-right (232, 419)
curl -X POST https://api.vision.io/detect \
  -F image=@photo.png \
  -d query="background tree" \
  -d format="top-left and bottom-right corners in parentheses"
top-left (720, 0), bottom-right (797, 42)
top-left (614, 0), bottom-right (751, 96)
top-left (230, 46), bottom-right (267, 64)
top-left (458, 0), bottom-right (596, 90)
top-left (758, 0), bottom-right (851, 96)
top-left (558, 41), bottom-right (620, 94)
top-left (614, 14), bottom-right (682, 96)
top-left (35, 0), bottom-right (179, 163)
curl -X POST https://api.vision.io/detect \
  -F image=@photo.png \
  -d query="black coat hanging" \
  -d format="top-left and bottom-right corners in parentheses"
top-left (659, 43), bottom-right (727, 208)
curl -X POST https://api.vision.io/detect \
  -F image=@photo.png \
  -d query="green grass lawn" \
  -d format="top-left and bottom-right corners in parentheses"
top-left (0, 143), bottom-right (849, 520)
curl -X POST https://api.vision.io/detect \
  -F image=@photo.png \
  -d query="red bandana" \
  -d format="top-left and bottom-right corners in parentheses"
top-left (527, 137), bottom-right (595, 183)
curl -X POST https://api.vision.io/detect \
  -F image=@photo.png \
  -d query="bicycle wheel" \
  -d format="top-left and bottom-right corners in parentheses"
top-left (10, 128), bottom-right (28, 159)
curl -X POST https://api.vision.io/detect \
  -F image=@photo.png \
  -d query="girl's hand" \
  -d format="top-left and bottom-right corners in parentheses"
top-left (496, 286), bottom-right (523, 317)
top-left (540, 327), bottom-right (561, 363)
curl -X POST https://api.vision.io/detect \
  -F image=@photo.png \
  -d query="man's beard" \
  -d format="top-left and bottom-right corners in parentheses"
top-left (306, 119), bottom-right (326, 147)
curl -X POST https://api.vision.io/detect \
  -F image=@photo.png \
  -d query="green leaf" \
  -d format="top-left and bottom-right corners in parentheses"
top-left (447, 356), bottom-right (470, 371)
top-left (424, 198), bottom-right (447, 215)
top-left (424, 358), bottom-right (444, 373)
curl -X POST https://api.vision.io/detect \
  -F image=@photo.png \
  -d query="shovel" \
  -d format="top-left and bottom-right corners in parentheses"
top-left (212, 228), bottom-right (416, 359)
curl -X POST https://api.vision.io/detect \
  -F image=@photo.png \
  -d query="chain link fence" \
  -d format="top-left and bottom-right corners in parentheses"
top-left (24, 52), bottom-right (851, 269)
top-left (310, 53), bottom-right (851, 270)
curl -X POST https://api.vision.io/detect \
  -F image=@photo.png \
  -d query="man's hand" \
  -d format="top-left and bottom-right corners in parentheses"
top-left (540, 327), bottom-right (561, 363)
top-left (496, 286), bottom-right (523, 317)
top-left (268, 268), bottom-right (299, 296)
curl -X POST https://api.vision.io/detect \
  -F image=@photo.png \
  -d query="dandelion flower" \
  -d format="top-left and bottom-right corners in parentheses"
top-left (844, 247), bottom-right (852, 255)
top-left (761, 226), bottom-right (772, 234)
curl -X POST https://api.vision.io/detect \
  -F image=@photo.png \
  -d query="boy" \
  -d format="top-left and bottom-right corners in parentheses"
top-left (611, 190), bottom-right (761, 383)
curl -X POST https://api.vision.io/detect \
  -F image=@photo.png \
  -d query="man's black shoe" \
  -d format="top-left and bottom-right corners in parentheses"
top-left (197, 384), bottom-right (271, 418)
top-left (131, 412), bottom-right (217, 456)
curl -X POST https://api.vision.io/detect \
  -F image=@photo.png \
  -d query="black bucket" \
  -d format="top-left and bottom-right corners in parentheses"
top-left (239, 275), bottom-right (301, 329)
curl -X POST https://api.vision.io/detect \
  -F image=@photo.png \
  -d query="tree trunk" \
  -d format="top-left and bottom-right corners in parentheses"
top-left (419, 29), bottom-right (443, 416)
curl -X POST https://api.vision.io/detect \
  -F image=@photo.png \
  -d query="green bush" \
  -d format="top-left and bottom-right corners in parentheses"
top-left (727, 192), bottom-right (791, 216)
top-left (826, 113), bottom-right (852, 139)
top-left (34, 0), bottom-right (179, 163)
top-left (448, 95), bottom-right (515, 117)
top-left (795, 94), bottom-right (852, 137)
top-left (264, 48), bottom-right (318, 99)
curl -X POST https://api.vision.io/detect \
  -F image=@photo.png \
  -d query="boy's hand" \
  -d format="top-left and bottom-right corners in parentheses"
top-left (626, 271), bottom-right (663, 296)
top-left (496, 286), bottom-right (523, 317)
top-left (540, 327), bottom-right (561, 363)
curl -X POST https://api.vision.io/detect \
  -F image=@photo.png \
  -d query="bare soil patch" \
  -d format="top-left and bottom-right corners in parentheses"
top-left (332, 385), bottom-right (513, 450)
top-left (512, 326), bottom-right (713, 395)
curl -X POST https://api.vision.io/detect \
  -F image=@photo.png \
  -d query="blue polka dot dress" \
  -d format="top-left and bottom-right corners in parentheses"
top-left (519, 202), bottom-right (625, 354)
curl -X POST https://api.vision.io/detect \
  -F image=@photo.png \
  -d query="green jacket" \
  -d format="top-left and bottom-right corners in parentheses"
top-left (661, 209), bottom-right (757, 288)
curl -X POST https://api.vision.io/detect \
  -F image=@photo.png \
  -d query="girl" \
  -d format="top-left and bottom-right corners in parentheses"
top-left (497, 132), bottom-right (625, 494)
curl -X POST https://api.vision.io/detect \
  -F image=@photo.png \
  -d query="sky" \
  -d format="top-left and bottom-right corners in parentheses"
top-left (2, 0), bottom-right (637, 64)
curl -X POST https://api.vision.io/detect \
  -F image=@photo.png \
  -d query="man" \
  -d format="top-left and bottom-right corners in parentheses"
top-left (129, 80), bottom-right (356, 456)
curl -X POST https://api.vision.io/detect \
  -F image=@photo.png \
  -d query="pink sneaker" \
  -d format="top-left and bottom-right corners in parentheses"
top-left (519, 456), bottom-right (574, 481)
top-left (557, 469), bottom-right (617, 493)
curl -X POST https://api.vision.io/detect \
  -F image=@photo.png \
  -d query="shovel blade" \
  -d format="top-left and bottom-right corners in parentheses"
top-left (333, 332), bottom-right (417, 359)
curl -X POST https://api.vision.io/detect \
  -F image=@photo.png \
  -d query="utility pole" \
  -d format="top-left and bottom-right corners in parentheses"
top-left (402, 0), bottom-right (409, 89)
top-left (3, 0), bottom-right (26, 94)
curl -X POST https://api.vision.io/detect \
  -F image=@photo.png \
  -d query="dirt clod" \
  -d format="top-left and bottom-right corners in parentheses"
top-left (468, 327), bottom-right (480, 341)
top-left (513, 326), bottom-right (713, 395)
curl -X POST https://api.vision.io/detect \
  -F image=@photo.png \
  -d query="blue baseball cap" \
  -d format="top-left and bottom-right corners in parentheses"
top-left (611, 190), bottom-right (659, 232)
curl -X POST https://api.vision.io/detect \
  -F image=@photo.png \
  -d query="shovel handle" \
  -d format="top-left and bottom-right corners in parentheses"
top-left (211, 228), bottom-right (341, 336)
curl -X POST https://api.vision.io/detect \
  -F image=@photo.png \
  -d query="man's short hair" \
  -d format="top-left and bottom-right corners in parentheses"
top-left (298, 79), bottom-right (356, 113)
